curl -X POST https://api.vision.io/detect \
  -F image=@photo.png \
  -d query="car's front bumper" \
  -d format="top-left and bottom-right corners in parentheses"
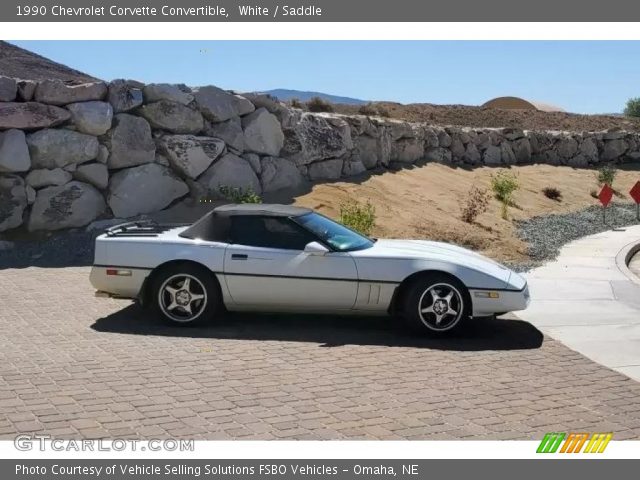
top-left (470, 282), bottom-right (530, 317)
top-left (90, 265), bottom-right (151, 299)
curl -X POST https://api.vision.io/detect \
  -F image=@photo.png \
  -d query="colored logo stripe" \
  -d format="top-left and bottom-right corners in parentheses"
top-left (537, 432), bottom-right (565, 453)
top-left (584, 433), bottom-right (612, 453)
top-left (537, 432), bottom-right (612, 453)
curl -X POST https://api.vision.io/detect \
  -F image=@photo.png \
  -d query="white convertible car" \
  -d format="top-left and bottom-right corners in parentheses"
top-left (90, 204), bottom-right (529, 333)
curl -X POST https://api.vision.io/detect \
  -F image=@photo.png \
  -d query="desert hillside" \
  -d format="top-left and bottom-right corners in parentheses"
top-left (0, 41), bottom-right (97, 83)
top-left (312, 101), bottom-right (640, 133)
top-left (287, 163), bottom-right (640, 263)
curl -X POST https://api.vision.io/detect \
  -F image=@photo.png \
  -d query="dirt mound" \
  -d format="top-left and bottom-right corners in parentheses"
top-left (289, 163), bottom-right (640, 264)
top-left (0, 41), bottom-right (98, 84)
top-left (332, 102), bottom-right (640, 133)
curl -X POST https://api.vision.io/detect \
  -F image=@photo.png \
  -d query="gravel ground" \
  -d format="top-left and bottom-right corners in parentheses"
top-left (516, 202), bottom-right (640, 267)
top-left (2, 203), bottom-right (639, 271)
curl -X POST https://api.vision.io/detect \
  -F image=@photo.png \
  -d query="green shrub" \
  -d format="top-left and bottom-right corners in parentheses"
top-left (339, 200), bottom-right (376, 236)
top-left (218, 185), bottom-right (262, 204)
top-left (490, 170), bottom-right (519, 219)
top-left (542, 186), bottom-right (562, 201)
top-left (358, 103), bottom-right (378, 116)
top-left (624, 98), bottom-right (640, 118)
top-left (358, 102), bottom-right (391, 118)
top-left (596, 165), bottom-right (617, 187)
top-left (460, 185), bottom-right (491, 223)
top-left (289, 98), bottom-right (304, 109)
top-left (306, 96), bottom-right (334, 113)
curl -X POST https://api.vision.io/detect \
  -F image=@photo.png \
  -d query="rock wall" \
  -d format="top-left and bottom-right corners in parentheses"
top-left (1, 75), bottom-right (640, 233)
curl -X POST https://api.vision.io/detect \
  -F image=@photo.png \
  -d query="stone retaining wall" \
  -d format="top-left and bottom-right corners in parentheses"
top-left (1, 75), bottom-right (640, 233)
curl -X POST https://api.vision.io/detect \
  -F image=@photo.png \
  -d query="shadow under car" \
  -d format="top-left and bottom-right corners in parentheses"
top-left (91, 304), bottom-right (543, 351)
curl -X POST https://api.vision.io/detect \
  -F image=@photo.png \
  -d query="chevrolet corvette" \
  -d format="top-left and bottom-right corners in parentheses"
top-left (90, 204), bottom-right (529, 333)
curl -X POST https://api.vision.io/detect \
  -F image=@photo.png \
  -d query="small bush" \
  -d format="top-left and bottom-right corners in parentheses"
top-left (490, 170), bottom-right (519, 219)
top-left (596, 165), bottom-right (617, 187)
top-left (339, 200), bottom-right (376, 236)
top-left (542, 186), bottom-right (562, 201)
top-left (460, 186), bottom-right (491, 223)
top-left (289, 98), bottom-right (304, 109)
top-left (624, 98), bottom-right (640, 118)
top-left (590, 189), bottom-right (598, 199)
top-left (358, 102), bottom-right (391, 118)
top-left (218, 185), bottom-right (262, 204)
top-left (358, 103), bottom-right (377, 116)
top-left (306, 96), bottom-right (334, 113)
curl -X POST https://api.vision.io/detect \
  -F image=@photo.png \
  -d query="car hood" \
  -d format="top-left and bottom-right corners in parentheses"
top-left (357, 239), bottom-right (515, 286)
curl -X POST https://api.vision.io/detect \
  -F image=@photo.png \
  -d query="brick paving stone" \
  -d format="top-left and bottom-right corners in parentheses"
top-left (2, 266), bottom-right (640, 439)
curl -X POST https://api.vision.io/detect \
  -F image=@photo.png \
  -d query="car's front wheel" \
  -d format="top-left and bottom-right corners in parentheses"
top-left (149, 263), bottom-right (220, 325)
top-left (402, 273), bottom-right (470, 334)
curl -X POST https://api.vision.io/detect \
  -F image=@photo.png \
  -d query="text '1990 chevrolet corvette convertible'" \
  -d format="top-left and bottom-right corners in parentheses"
top-left (90, 204), bottom-right (529, 333)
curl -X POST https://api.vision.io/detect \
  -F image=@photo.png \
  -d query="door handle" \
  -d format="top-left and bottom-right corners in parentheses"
top-left (231, 254), bottom-right (248, 260)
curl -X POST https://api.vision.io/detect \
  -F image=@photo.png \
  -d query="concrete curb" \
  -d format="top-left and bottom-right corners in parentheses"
top-left (615, 238), bottom-right (640, 286)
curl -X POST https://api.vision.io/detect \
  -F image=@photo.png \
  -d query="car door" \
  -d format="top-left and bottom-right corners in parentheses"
top-left (223, 215), bottom-right (359, 310)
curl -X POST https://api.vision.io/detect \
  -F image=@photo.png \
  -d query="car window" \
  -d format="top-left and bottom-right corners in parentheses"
top-left (229, 216), bottom-right (315, 250)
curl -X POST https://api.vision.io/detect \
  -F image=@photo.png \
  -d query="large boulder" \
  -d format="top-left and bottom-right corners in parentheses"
top-left (66, 101), bottom-right (113, 136)
top-left (26, 168), bottom-right (72, 188)
top-left (352, 131), bottom-right (392, 168)
top-left (102, 114), bottom-right (155, 169)
top-left (143, 83), bottom-right (194, 105)
top-left (512, 138), bottom-right (532, 164)
top-left (391, 137), bottom-right (424, 164)
top-left (17, 80), bottom-right (37, 101)
top-left (107, 79), bottom-right (144, 113)
top-left (158, 135), bottom-right (225, 179)
top-left (308, 158), bottom-right (344, 180)
top-left (34, 80), bottom-right (107, 105)
top-left (27, 129), bottom-right (99, 169)
top-left (0, 129), bottom-right (30, 173)
top-left (260, 156), bottom-right (305, 193)
top-left (602, 139), bottom-right (628, 162)
top-left (139, 101), bottom-right (204, 134)
top-left (74, 163), bottom-right (109, 190)
top-left (193, 86), bottom-right (242, 122)
top-left (196, 153), bottom-right (261, 197)
top-left (282, 113), bottom-right (351, 166)
top-left (342, 159), bottom-right (367, 177)
top-left (483, 145), bottom-right (502, 165)
top-left (233, 95), bottom-right (255, 116)
top-left (0, 102), bottom-right (71, 130)
top-left (579, 137), bottom-right (599, 163)
top-left (0, 175), bottom-right (27, 232)
top-left (424, 147), bottom-right (452, 164)
top-left (556, 137), bottom-right (579, 159)
top-left (108, 163), bottom-right (188, 218)
top-left (28, 181), bottom-right (105, 231)
top-left (0, 76), bottom-right (17, 101)
top-left (241, 92), bottom-right (283, 113)
top-left (241, 108), bottom-right (284, 156)
top-left (205, 117), bottom-right (245, 152)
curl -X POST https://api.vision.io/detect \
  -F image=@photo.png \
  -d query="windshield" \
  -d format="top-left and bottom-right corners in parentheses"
top-left (295, 212), bottom-right (375, 252)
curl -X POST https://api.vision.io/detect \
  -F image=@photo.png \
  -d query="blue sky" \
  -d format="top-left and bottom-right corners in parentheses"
top-left (10, 41), bottom-right (640, 114)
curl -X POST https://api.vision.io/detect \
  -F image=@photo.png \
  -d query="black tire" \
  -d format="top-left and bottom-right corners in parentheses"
top-left (148, 263), bottom-right (221, 326)
top-left (401, 273), bottom-right (471, 334)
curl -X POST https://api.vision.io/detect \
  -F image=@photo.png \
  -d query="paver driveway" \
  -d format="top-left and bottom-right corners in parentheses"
top-left (2, 266), bottom-right (640, 440)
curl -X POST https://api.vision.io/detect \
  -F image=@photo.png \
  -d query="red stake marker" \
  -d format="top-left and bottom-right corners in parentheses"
top-left (630, 181), bottom-right (640, 221)
top-left (599, 184), bottom-right (614, 224)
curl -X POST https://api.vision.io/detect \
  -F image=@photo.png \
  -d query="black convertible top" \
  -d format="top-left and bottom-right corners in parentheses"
top-left (213, 204), bottom-right (312, 217)
top-left (179, 204), bottom-right (312, 241)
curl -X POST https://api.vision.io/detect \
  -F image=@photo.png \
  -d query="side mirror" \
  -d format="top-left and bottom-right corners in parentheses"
top-left (304, 241), bottom-right (329, 255)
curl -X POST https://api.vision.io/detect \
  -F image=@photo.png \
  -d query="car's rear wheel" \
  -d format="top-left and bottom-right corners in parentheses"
top-left (149, 263), bottom-right (220, 325)
top-left (402, 273), bottom-right (470, 334)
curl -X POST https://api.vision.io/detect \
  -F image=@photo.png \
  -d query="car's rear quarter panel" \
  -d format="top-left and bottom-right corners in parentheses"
top-left (91, 231), bottom-right (226, 298)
